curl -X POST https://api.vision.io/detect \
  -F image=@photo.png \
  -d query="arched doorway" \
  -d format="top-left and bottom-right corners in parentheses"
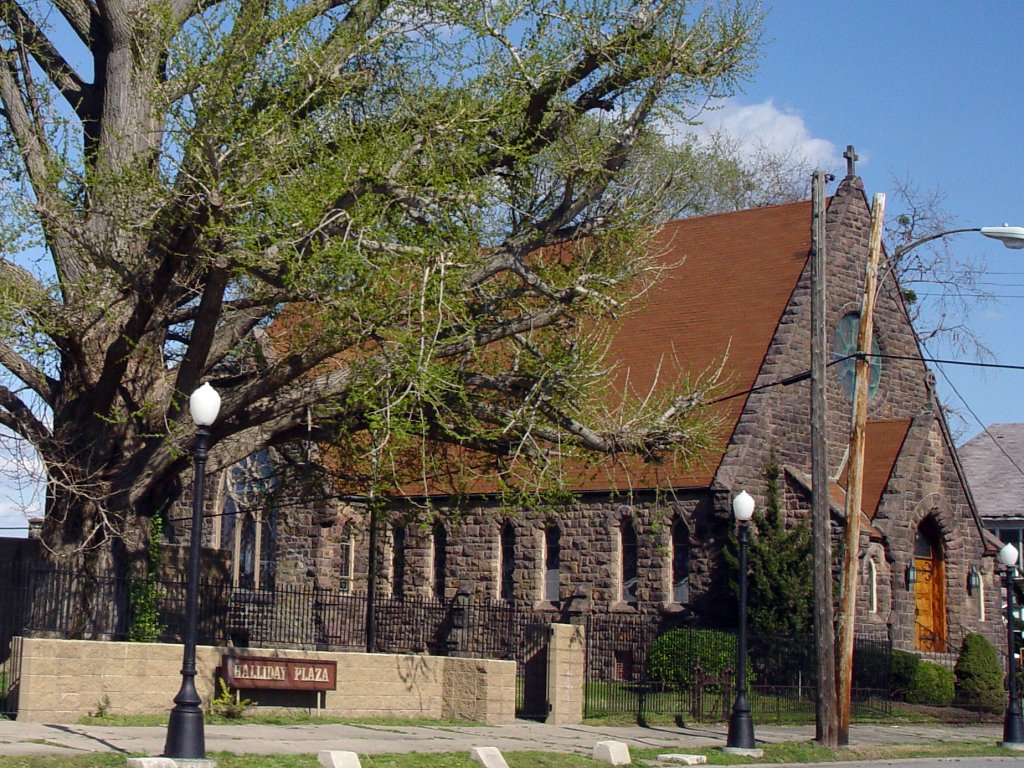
top-left (913, 517), bottom-right (947, 651)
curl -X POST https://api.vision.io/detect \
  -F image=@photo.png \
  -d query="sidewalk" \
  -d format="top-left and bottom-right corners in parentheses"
top-left (0, 719), bottom-right (1007, 759)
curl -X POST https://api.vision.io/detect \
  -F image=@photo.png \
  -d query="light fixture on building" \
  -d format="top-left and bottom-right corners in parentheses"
top-left (905, 563), bottom-right (917, 589)
top-left (968, 566), bottom-right (981, 594)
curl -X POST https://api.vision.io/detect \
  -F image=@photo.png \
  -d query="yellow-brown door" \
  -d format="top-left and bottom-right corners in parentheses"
top-left (914, 521), bottom-right (946, 652)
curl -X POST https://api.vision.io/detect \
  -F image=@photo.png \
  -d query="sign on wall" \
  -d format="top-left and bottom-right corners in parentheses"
top-left (222, 655), bottom-right (338, 691)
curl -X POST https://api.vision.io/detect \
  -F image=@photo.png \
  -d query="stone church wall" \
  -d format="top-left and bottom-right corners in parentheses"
top-left (181, 177), bottom-right (1002, 659)
top-left (269, 489), bottom-right (734, 622)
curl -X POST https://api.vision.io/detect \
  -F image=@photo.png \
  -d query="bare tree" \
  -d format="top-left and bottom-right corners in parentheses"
top-left (886, 175), bottom-right (993, 359)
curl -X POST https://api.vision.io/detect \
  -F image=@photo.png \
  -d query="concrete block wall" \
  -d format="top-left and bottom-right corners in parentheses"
top-left (10, 637), bottom-right (515, 724)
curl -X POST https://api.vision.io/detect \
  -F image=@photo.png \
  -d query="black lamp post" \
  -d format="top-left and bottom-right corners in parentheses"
top-left (726, 490), bottom-right (756, 750)
top-left (999, 542), bottom-right (1024, 748)
top-left (164, 382), bottom-right (221, 760)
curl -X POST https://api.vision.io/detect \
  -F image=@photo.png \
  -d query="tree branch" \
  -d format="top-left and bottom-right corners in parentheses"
top-left (52, 0), bottom-right (98, 48)
top-left (0, 382), bottom-right (51, 444)
top-left (0, 49), bottom-right (52, 197)
top-left (171, 265), bottom-right (229, 406)
top-left (0, 0), bottom-right (91, 113)
top-left (0, 339), bottom-right (57, 402)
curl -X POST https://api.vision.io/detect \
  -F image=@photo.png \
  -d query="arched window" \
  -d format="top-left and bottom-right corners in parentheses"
top-left (500, 522), bottom-right (515, 601)
top-left (620, 518), bottom-right (638, 604)
top-left (867, 558), bottom-right (878, 614)
top-left (339, 523), bottom-right (355, 594)
top-left (833, 312), bottom-right (882, 401)
top-left (671, 519), bottom-right (689, 604)
top-left (544, 524), bottom-right (561, 604)
top-left (432, 521), bottom-right (447, 601)
top-left (391, 524), bottom-right (406, 599)
top-left (219, 450), bottom-right (277, 590)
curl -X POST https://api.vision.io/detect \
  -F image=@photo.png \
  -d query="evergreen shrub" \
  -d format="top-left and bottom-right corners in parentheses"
top-left (890, 649), bottom-right (920, 699)
top-left (907, 661), bottom-right (954, 706)
top-left (954, 633), bottom-right (1004, 712)
top-left (852, 644), bottom-right (890, 691)
top-left (646, 628), bottom-right (742, 689)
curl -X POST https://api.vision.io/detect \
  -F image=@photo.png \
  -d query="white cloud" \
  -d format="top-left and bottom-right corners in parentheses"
top-left (679, 98), bottom-right (841, 171)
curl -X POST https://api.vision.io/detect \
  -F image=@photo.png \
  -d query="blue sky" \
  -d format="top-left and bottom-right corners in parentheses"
top-left (1, 0), bottom-right (1022, 535)
top-left (704, 0), bottom-right (1024, 442)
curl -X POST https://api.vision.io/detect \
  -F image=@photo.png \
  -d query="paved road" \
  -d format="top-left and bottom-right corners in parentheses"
top-left (0, 719), bottom-right (1012, 759)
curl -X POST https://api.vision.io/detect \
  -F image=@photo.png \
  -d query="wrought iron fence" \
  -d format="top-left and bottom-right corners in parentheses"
top-left (1, 565), bottom-right (562, 717)
top-left (584, 614), bottom-right (892, 724)
top-left (1, 565), bottom-right (903, 724)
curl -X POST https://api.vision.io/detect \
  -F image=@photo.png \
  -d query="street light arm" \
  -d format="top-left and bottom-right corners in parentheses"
top-left (891, 225), bottom-right (1024, 260)
top-left (890, 228), bottom-right (982, 260)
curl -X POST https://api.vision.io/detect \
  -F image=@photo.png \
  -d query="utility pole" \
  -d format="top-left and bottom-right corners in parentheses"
top-left (810, 170), bottom-right (837, 747)
top-left (836, 192), bottom-right (886, 744)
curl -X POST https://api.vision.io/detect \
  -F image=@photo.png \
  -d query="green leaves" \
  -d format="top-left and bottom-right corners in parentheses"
top-left (0, 0), bottom-right (762, 555)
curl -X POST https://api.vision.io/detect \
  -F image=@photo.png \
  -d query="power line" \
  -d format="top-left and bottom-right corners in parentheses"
top-left (876, 353), bottom-right (1024, 372)
top-left (913, 292), bottom-right (1024, 300)
top-left (709, 351), bottom-right (1024, 409)
top-left (920, 343), bottom-right (1024, 483)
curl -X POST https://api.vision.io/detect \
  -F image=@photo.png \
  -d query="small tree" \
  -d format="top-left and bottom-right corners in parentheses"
top-left (954, 633), bottom-right (1004, 713)
top-left (726, 453), bottom-right (813, 638)
top-left (126, 516), bottom-right (165, 643)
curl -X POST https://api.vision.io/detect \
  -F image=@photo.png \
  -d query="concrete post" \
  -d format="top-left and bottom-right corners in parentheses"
top-left (546, 623), bottom-right (585, 724)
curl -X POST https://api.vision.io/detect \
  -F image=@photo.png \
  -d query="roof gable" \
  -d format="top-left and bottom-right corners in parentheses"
top-left (577, 201), bottom-right (812, 491)
top-left (959, 424), bottom-right (1024, 521)
top-left (838, 419), bottom-right (912, 519)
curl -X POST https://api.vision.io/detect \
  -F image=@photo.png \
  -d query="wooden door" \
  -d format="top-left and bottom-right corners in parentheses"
top-left (914, 522), bottom-right (946, 652)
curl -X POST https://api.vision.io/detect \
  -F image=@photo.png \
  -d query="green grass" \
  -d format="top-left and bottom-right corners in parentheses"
top-left (584, 681), bottom-right (904, 727)
top-left (0, 740), bottom-right (1020, 768)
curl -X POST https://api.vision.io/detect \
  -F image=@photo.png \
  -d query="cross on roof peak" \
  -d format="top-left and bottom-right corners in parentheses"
top-left (843, 145), bottom-right (859, 178)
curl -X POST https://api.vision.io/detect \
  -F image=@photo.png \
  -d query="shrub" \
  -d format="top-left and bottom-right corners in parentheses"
top-left (852, 644), bottom-right (891, 691)
top-left (954, 633), bottom-right (1005, 713)
top-left (646, 628), bottom-right (742, 689)
top-left (907, 661), bottom-right (954, 706)
top-left (890, 649), bottom-right (920, 699)
top-left (207, 678), bottom-right (253, 720)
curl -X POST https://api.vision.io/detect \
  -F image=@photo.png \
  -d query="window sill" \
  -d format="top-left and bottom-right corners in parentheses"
top-left (610, 601), bottom-right (639, 613)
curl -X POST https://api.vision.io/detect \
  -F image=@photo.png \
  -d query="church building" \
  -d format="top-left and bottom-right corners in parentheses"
top-left (203, 167), bottom-right (1004, 656)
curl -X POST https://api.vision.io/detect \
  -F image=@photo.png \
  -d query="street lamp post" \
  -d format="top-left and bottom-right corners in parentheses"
top-left (726, 490), bottom-right (756, 751)
top-left (999, 542), bottom-right (1024, 748)
top-left (164, 382), bottom-right (221, 760)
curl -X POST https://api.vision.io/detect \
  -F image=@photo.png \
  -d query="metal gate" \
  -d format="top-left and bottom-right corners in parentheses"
top-left (516, 622), bottom-right (550, 720)
top-left (0, 561), bottom-right (31, 718)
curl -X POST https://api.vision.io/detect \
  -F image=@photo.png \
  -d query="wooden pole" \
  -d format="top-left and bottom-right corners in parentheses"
top-left (810, 170), bottom-right (838, 747)
top-left (836, 192), bottom-right (886, 745)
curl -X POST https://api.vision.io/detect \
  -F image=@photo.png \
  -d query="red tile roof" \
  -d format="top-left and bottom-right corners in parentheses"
top-left (277, 201), bottom-right (816, 497)
top-left (566, 201), bottom-right (812, 491)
